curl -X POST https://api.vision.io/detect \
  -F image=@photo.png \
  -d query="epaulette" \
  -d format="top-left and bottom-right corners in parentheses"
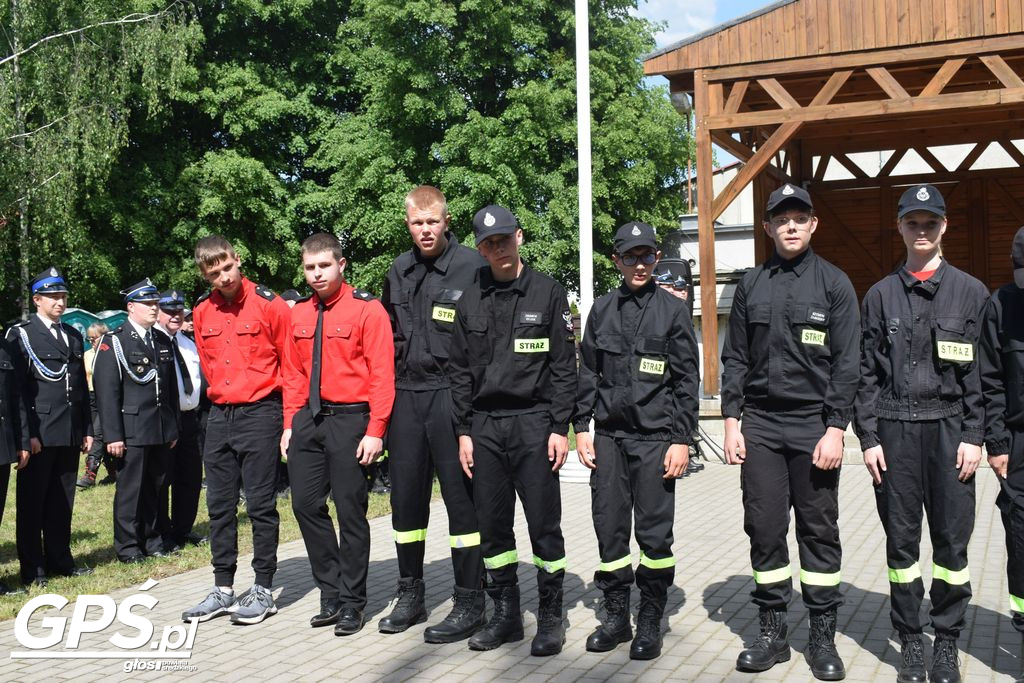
top-left (194, 290), bottom-right (211, 307)
top-left (352, 289), bottom-right (376, 301)
top-left (255, 284), bottom-right (277, 301)
top-left (294, 293), bottom-right (313, 304)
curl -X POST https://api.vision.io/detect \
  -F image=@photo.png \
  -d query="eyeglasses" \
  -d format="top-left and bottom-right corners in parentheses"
top-left (768, 214), bottom-right (813, 230)
top-left (620, 252), bottom-right (657, 266)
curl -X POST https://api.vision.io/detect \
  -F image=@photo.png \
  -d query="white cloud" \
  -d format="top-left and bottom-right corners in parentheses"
top-left (636, 0), bottom-right (718, 48)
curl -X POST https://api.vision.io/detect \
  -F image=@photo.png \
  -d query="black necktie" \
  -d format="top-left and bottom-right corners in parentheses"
top-left (171, 337), bottom-right (195, 395)
top-left (309, 300), bottom-right (325, 416)
top-left (51, 323), bottom-right (68, 350)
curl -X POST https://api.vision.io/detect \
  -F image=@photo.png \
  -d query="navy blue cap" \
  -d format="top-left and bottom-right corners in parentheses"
top-left (898, 184), bottom-right (945, 219)
top-left (614, 221), bottom-right (658, 254)
top-left (158, 289), bottom-right (186, 310)
top-left (121, 278), bottom-right (160, 303)
top-left (472, 205), bottom-right (519, 245)
top-left (30, 267), bottom-right (68, 295)
top-left (766, 183), bottom-right (813, 214)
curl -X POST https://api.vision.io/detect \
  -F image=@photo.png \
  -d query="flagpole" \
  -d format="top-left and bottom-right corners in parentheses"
top-left (575, 0), bottom-right (594, 329)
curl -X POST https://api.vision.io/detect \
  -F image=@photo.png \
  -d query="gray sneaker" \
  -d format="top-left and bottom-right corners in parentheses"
top-left (230, 584), bottom-right (277, 625)
top-left (182, 587), bottom-right (236, 622)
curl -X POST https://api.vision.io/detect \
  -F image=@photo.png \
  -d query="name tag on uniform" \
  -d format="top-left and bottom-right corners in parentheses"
top-left (514, 338), bottom-right (549, 353)
top-left (802, 329), bottom-right (827, 346)
top-left (639, 358), bottom-right (665, 375)
top-left (432, 305), bottom-right (456, 323)
top-left (937, 341), bottom-right (973, 362)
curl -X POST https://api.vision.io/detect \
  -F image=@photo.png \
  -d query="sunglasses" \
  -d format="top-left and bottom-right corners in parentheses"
top-left (619, 252), bottom-right (657, 266)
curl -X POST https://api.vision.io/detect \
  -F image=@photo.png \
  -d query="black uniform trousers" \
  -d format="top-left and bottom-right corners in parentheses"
top-left (591, 435), bottom-right (675, 607)
top-left (86, 392), bottom-right (118, 475)
top-left (288, 405), bottom-right (370, 609)
top-left (875, 417), bottom-right (974, 637)
top-left (472, 411), bottom-right (565, 601)
top-left (740, 408), bottom-right (843, 613)
top-left (204, 395), bottom-right (282, 588)
top-left (389, 388), bottom-right (481, 588)
top-left (159, 409), bottom-right (203, 546)
top-left (114, 443), bottom-right (172, 559)
top-left (997, 428), bottom-right (1024, 634)
top-left (16, 445), bottom-right (78, 582)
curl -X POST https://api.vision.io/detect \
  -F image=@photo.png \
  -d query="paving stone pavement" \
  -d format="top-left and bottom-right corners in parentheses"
top-left (2, 462), bottom-right (1022, 682)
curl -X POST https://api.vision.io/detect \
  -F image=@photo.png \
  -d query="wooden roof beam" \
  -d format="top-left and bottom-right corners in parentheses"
top-left (866, 67), bottom-right (910, 99)
top-left (980, 54), bottom-right (1024, 89)
top-left (920, 58), bottom-right (967, 96)
top-left (710, 121), bottom-right (804, 221)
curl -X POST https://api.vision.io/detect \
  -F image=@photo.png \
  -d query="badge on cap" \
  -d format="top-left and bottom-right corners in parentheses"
top-left (484, 212), bottom-right (495, 227)
top-left (782, 184), bottom-right (795, 196)
top-left (49, 267), bottom-right (57, 277)
top-left (631, 225), bottom-right (641, 236)
top-left (916, 186), bottom-right (930, 201)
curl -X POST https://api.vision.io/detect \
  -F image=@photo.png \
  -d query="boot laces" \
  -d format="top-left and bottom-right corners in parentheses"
top-left (752, 610), bottom-right (782, 649)
top-left (445, 591), bottom-right (473, 622)
top-left (901, 637), bottom-right (925, 668)
top-left (600, 591), bottom-right (628, 626)
top-left (393, 582), bottom-right (419, 610)
top-left (933, 639), bottom-right (959, 669)
top-left (635, 602), bottom-right (661, 639)
top-left (809, 612), bottom-right (838, 655)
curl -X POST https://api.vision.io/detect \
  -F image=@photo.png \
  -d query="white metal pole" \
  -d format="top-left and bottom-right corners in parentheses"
top-left (575, 0), bottom-right (594, 329)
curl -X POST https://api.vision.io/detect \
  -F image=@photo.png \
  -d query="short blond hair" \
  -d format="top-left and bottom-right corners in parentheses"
top-left (87, 322), bottom-right (109, 338)
top-left (194, 235), bottom-right (237, 271)
top-left (404, 185), bottom-right (447, 216)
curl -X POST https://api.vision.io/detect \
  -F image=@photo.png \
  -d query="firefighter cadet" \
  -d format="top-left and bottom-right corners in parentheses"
top-left (855, 185), bottom-right (988, 683)
top-left (281, 233), bottom-right (395, 636)
top-left (183, 236), bottom-right (291, 626)
top-left (6, 267), bottom-right (94, 587)
top-left (93, 279), bottom-right (179, 562)
top-left (980, 226), bottom-right (1024, 648)
top-left (0, 331), bottom-right (30, 594)
top-left (721, 184), bottom-right (859, 681)
top-left (448, 205), bottom-right (577, 657)
top-left (380, 186), bottom-right (487, 642)
top-left (573, 221), bottom-right (699, 660)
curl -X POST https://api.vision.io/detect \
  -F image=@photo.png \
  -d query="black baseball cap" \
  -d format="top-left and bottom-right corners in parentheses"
top-left (472, 205), bottom-right (519, 245)
top-left (898, 184), bottom-right (945, 218)
top-left (766, 183), bottom-right (813, 214)
top-left (1013, 226), bottom-right (1024, 289)
top-left (614, 221), bottom-right (658, 254)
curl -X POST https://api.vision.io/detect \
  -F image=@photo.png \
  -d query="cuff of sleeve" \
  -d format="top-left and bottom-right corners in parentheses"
top-left (721, 404), bottom-right (742, 420)
top-left (571, 420), bottom-right (591, 435)
top-left (985, 438), bottom-right (1010, 454)
top-left (672, 433), bottom-right (695, 446)
top-left (455, 424), bottom-right (471, 437)
top-left (857, 433), bottom-right (880, 450)
top-left (366, 420), bottom-right (387, 439)
top-left (550, 422), bottom-right (569, 437)
top-left (960, 429), bottom-right (984, 447)
top-left (825, 414), bottom-right (850, 430)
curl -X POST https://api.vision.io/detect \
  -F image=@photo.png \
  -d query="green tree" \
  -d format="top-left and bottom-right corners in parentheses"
top-left (0, 0), bottom-right (199, 319)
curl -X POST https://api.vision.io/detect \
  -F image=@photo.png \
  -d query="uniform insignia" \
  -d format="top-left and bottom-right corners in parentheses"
top-left (142, 357), bottom-right (150, 365)
top-left (782, 184), bottom-right (795, 195)
top-left (144, 277), bottom-right (153, 286)
top-left (49, 267), bottom-right (58, 277)
top-left (484, 212), bottom-right (496, 227)
top-left (562, 310), bottom-right (573, 333)
top-left (194, 290), bottom-right (211, 307)
top-left (631, 225), bottom-right (641, 236)
top-left (255, 284), bottom-right (277, 301)
top-left (916, 186), bottom-right (930, 201)
top-left (520, 311), bottom-right (542, 324)
top-left (352, 289), bottom-right (376, 301)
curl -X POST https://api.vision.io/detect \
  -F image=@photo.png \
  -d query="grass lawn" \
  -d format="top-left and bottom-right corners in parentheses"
top-left (0, 469), bottom-right (392, 621)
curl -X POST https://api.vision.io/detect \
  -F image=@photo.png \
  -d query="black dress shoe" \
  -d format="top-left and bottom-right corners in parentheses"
top-left (120, 555), bottom-right (146, 565)
top-left (184, 532), bottom-right (209, 546)
top-left (64, 567), bottom-right (94, 577)
top-left (31, 576), bottom-right (48, 587)
top-left (149, 550), bottom-right (168, 558)
top-left (310, 597), bottom-right (342, 628)
top-left (0, 581), bottom-right (25, 596)
top-left (334, 607), bottom-right (365, 636)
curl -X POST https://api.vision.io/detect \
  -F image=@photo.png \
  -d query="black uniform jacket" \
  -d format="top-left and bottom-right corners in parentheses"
top-left (6, 316), bottom-right (91, 447)
top-left (0, 337), bottom-right (30, 464)
top-left (383, 233), bottom-right (485, 390)
top-left (573, 282), bottom-right (699, 444)
top-left (854, 260), bottom-right (988, 450)
top-left (448, 263), bottom-right (578, 436)
top-left (721, 247), bottom-right (860, 427)
top-left (980, 283), bottom-right (1024, 455)
top-left (93, 324), bottom-right (180, 446)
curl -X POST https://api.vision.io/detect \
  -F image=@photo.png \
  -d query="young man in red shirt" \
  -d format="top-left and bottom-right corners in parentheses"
top-left (281, 232), bottom-right (395, 636)
top-left (182, 236), bottom-right (291, 625)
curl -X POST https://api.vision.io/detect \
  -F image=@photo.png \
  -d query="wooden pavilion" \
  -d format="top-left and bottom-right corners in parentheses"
top-left (644, 0), bottom-right (1024, 396)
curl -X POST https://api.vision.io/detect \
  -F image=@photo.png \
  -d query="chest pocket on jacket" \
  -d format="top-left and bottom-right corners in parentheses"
top-left (792, 304), bottom-right (831, 352)
top-left (199, 325), bottom-right (223, 349)
top-left (513, 313), bottom-right (549, 363)
top-left (635, 336), bottom-right (669, 379)
top-left (747, 303), bottom-right (771, 327)
top-left (429, 289), bottom-right (462, 359)
top-left (934, 317), bottom-right (974, 365)
top-left (464, 315), bottom-right (491, 365)
top-left (292, 324), bottom-right (315, 341)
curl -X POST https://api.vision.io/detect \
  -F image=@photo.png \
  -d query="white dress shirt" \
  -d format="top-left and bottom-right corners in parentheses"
top-left (156, 324), bottom-right (201, 411)
top-left (36, 312), bottom-right (67, 346)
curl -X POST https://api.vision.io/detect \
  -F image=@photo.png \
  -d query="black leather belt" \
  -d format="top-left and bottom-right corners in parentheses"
top-left (315, 401), bottom-right (369, 416)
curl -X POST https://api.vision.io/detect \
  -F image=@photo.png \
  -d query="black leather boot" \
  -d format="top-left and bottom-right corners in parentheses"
top-left (531, 589), bottom-right (565, 656)
top-left (930, 636), bottom-right (962, 683)
top-left (807, 610), bottom-right (845, 680)
top-left (897, 633), bottom-right (926, 683)
top-left (423, 586), bottom-right (486, 643)
top-left (586, 588), bottom-right (632, 652)
top-left (468, 585), bottom-right (524, 650)
top-left (629, 599), bottom-right (664, 660)
top-left (377, 578), bottom-right (426, 633)
top-left (736, 608), bottom-right (790, 672)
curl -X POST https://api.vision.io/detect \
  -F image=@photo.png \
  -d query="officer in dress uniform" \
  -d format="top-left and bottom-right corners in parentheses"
top-left (6, 267), bottom-right (93, 586)
top-left (0, 334), bottom-right (30, 594)
top-left (155, 290), bottom-right (205, 550)
top-left (574, 221), bottom-right (699, 660)
top-left (721, 184), bottom-right (859, 681)
top-left (448, 205), bottom-right (577, 657)
top-left (281, 232), bottom-right (395, 636)
top-left (93, 279), bottom-right (179, 563)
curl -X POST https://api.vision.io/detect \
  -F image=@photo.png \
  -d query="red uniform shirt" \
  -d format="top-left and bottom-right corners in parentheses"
top-left (283, 282), bottom-right (395, 435)
top-left (193, 277), bottom-right (291, 405)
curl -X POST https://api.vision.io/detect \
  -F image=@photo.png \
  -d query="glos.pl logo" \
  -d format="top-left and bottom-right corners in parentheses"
top-left (10, 578), bottom-right (199, 666)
